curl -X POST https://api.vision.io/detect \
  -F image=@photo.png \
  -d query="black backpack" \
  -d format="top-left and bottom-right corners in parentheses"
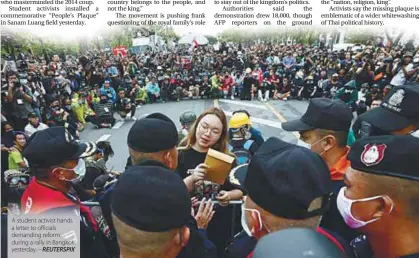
top-left (228, 140), bottom-right (254, 165)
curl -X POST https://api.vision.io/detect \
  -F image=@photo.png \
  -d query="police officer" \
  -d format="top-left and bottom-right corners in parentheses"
top-left (355, 83), bottom-right (419, 138)
top-left (282, 98), bottom-right (357, 242)
top-left (252, 228), bottom-right (346, 258)
top-left (178, 111), bottom-right (197, 144)
top-left (224, 137), bottom-right (351, 258)
top-left (21, 127), bottom-right (111, 258)
top-left (111, 165), bottom-right (192, 258)
top-left (340, 135), bottom-right (419, 258)
top-left (106, 113), bottom-right (217, 258)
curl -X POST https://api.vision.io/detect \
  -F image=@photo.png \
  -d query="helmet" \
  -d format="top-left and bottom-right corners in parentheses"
top-left (180, 111), bottom-right (197, 125)
top-left (229, 113), bottom-right (252, 129)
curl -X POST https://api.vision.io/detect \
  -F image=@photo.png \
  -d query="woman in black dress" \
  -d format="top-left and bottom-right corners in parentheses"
top-left (177, 107), bottom-right (244, 255)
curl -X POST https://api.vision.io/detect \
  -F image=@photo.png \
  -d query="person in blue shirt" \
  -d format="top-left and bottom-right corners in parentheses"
top-left (146, 77), bottom-right (161, 103)
top-left (104, 59), bottom-right (119, 79)
top-left (100, 80), bottom-right (116, 104)
top-left (282, 52), bottom-right (296, 71)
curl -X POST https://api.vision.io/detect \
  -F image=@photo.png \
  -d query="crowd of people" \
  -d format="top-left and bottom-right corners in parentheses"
top-left (1, 37), bottom-right (419, 258)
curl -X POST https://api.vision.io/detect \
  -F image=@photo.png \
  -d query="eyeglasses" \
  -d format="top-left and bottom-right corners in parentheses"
top-left (198, 123), bottom-right (221, 137)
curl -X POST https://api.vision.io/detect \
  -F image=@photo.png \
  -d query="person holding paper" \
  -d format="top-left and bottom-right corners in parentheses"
top-left (176, 107), bottom-right (245, 255)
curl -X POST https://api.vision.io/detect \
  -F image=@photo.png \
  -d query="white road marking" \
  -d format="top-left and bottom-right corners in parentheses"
top-left (96, 134), bottom-right (111, 143)
top-left (219, 99), bottom-right (268, 110)
top-left (223, 111), bottom-right (282, 129)
top-left (112, 121), bottom-right (124, 129)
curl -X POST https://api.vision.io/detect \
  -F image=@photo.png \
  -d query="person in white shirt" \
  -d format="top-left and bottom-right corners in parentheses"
top-left (390, 52), bottom-right (419, 86)
top-left (24, 112), bottom-right (48, 137)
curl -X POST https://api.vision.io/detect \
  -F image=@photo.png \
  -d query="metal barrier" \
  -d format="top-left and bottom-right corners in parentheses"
top-left (82, 200), bottom-right (243, 206)
top-left (82, 200), bottom-right (244, 239)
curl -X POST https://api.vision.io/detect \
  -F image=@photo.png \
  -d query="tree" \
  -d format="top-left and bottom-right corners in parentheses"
top-left (1, 32), bottom-right (79, 60)
top-left (205, 35), bottom-right (217, 45)
top-left (385, 29), bottom-right (405, 47)
top-left (346, 30), bottom-right (380, 44)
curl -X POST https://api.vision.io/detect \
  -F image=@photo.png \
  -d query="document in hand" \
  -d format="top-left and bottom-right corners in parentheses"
top-left (204, 148), bottom-right (235, 185)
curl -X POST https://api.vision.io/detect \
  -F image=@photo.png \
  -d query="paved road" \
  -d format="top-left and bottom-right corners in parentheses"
top-left (80, 99), bottom-right (309, 171)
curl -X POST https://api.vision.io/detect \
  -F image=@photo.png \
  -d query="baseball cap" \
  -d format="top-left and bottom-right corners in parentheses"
top-left (127, 113), bottom-right (178, 153)
top-left (111, 163), bottom-right (191, 232)
top-left (358, 84), bottom-right (419, 132)
top-left (23, 127), bottom-right (96, 168)
top-left (348, 135), bottom-right (419, 181)
top-left (179, 111), bottom-right (197, 125)
top-left (244, 137), bottom-right (332, 219)
top-left (403, 51), bottom-right (414, 58)
top-left (27, 112), bottom-right (38, 118)
top-left (282, 98), bottom-right (353, 132)
top-left (252, 228), bottom-right (346, 258)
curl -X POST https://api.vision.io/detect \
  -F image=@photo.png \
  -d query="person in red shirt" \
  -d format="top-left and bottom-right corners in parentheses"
top-left (21, 126), bottom-right (111, 258)
top-left (173, 73), bottom-right (185, 101)
top-left (221, 71), bottom-right (235, 99)
top-left (268, 69), bottom-right (279, 92)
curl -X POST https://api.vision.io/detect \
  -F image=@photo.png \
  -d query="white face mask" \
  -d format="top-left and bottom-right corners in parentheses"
top-left (336, 187), bottom-right (392, 229)
top-left (72, 159), bottom-right (86, 178)
top-left (296, 139), bottom-right (312, 149)
top-left (296, 137), bottom-right (327, 154)
top-left (410, 130), bottom-right (419, 138)
top-left (240, 203), bottom-right (263, 237)
top-left (55, 159), bottom-right (86, 182)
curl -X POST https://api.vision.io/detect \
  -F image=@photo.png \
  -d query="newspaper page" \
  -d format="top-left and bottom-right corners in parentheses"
top-left (1, 0), bottom-right (419, 257)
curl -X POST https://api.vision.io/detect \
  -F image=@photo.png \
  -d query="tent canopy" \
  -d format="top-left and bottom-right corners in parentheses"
top-left (178, 33), bottom-right (208, 45)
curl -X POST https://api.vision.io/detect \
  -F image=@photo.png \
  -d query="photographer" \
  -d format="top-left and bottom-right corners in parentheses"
top-left (5, 71), bottom-right (35, 131)
top-left (45, 98), bottom-right (78, 138)
top-left (407, 53), bottom-right (419, 84)
top-left (115, 88), bottom-right (136, 120)
top-left (355, 57), bottom-right (374, 88)
top-left (373, 56), bottom-right (394, 88)
top-left (390, 52), bottom-right (418, 86)
top-left (27, 72), bottom-right (46, 120)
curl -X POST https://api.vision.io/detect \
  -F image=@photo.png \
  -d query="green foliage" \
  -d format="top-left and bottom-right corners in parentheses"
top-left (1, 32), bottom-right (79, 59)
top-left (346, 30), bottom-right (380, 44)
top-left (218, 27), bottom-right (324, 44)
top-left (205, 35), bottom-right (218, 45)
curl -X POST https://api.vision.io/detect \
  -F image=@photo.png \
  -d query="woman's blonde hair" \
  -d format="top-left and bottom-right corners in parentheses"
top-left (178, 107), bottom-right (230, 154)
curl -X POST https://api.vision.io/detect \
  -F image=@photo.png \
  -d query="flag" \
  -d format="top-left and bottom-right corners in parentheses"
top-left (192, 38), bottom-right (199, 47)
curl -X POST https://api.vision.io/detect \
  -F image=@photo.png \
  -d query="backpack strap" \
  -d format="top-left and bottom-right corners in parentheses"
top-left (228, 144), bottom-right (233, 152)
top-left (243, 140), bottom-right (254, 150)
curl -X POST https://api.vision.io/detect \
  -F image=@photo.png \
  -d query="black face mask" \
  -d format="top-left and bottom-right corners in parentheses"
top-left (51, 105), bottom-right (60, 111)
top-left (100, 99), bottom-right (108, 104)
